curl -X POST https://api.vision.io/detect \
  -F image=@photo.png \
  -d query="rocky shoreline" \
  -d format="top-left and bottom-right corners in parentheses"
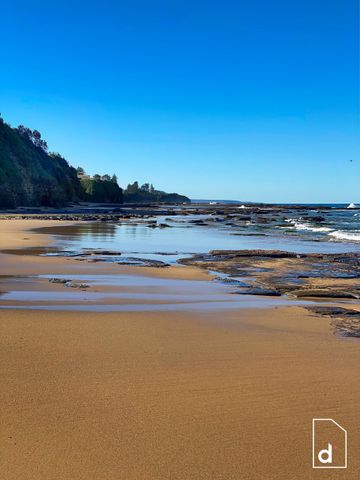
top-left (0, 201), bottom-right (354, 221)
top-left (1, 207), bottom-right (360, 336)
top-left (179, 249), bottom-right (360, 299)
top-left (178, 249), bottom-right (360, 337)
top-left (305, 306), bottom-right (360, 338)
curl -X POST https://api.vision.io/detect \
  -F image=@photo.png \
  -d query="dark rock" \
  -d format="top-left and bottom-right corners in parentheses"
top-left (85, 250), bottom-right (122, 256)
top-left (189, 219), bottom-right (208, 225)
top-left (119, 257), bottom-right (170, 268)
top-left (305, 306), bottom-right (360, 338)
top-left (306, 306), bottom-right (360, 317)
top-left (234, 287), bottom-right (281, 296)
top-left (255, 216), bottom-right (270, 224)
top-left (292, 289), bottom-right (359, 299)
top-left (209, 249), bottom-right (298, 259)
top-left (49, 278), bottom-right (71, 284)
top-left (65, 282), bottom-right (90, 289)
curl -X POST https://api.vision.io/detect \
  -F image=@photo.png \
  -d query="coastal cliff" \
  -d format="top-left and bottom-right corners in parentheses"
top-left (0, 116), bottom-right (189, 208)
top-left (0, 119), bottom-right (83, 208)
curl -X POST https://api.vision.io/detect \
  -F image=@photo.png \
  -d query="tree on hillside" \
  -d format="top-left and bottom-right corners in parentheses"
top-left (111, 174), bottom-right (118, 183)
top-left (102, 174), bottom-right (111, 181)
top-left (32, 130), bottom-right (48, 151)
top-left (17, 125), bottom-right (48, 152)
top-left (76, 166), bottom-right (85, 175)
top-left (126, 181), bottom-right (139, 194)
top-left (17, 125), bottom-right (32, 139)
top-left (93, 174), bottom-right (101, 181)
top-left (49, 152), bottom-right (70, 166)
top-left (141, 183), bottom-right (150, 192)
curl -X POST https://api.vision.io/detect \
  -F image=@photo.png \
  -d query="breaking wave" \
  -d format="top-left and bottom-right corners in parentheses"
top-left (329, 230), bottom-right (360, 242)
top-left (284, 219), bottom-right (332, 233)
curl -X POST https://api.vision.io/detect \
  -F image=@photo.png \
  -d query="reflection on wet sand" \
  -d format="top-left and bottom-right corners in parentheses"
top-left (0, 273), bottom-right (306, 312)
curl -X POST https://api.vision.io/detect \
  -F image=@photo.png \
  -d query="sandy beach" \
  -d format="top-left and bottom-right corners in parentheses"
top-left (1, 219), bottom-right (359, 479)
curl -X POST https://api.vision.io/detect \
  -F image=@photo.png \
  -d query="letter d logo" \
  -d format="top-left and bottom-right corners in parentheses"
top-left (318, 443), bottom-right (332, 464)
top-left (312, 419), bottom-right (347, 469)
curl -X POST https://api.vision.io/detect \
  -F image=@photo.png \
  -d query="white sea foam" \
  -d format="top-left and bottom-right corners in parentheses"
top-left (284, 219), bottom-right (332, 233)
top-left (329, 230), bottom-right (360, 241)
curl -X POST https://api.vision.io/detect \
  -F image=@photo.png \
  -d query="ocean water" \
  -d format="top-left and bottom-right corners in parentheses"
top-left (42, 206), bottom-right (360, 264)
top-left (281, 208), bottom-right (360, 243)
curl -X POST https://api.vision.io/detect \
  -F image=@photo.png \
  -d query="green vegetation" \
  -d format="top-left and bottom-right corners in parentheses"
top-left (0, 115), bottom-right (189, 208)
top-left (0, 117), bottom-right (83, 207)
top-left (124, 182), bottom-right (190, 204)
top-left (80, 175), bottom-right (123, 203)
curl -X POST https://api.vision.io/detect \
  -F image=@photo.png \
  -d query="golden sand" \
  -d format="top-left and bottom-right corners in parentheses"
top-left (0, 219), bottom-right (359, 479)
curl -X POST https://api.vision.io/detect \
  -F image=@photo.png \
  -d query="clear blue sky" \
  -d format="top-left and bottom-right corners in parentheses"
top-left (1, 0), bottom-right (359, 202)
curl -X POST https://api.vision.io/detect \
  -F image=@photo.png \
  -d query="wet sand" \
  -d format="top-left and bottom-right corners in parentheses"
top-left (0, 219), bottom-right (209, 281)
top-left (0, 219), bottom-right (359, 479)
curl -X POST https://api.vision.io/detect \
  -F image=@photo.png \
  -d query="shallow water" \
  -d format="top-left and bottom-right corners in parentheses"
top-left (40, 211), bottom-right (360, 267)
top-left (0, 301), bottom-right (301, 312)
top-left (0, 273), bottom-right (308, 312)
top-left (3, 208), bottom-right (359, 312)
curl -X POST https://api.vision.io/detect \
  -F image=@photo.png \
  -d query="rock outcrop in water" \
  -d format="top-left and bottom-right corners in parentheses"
top-left (179, 250), bottom-right (360, 300)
